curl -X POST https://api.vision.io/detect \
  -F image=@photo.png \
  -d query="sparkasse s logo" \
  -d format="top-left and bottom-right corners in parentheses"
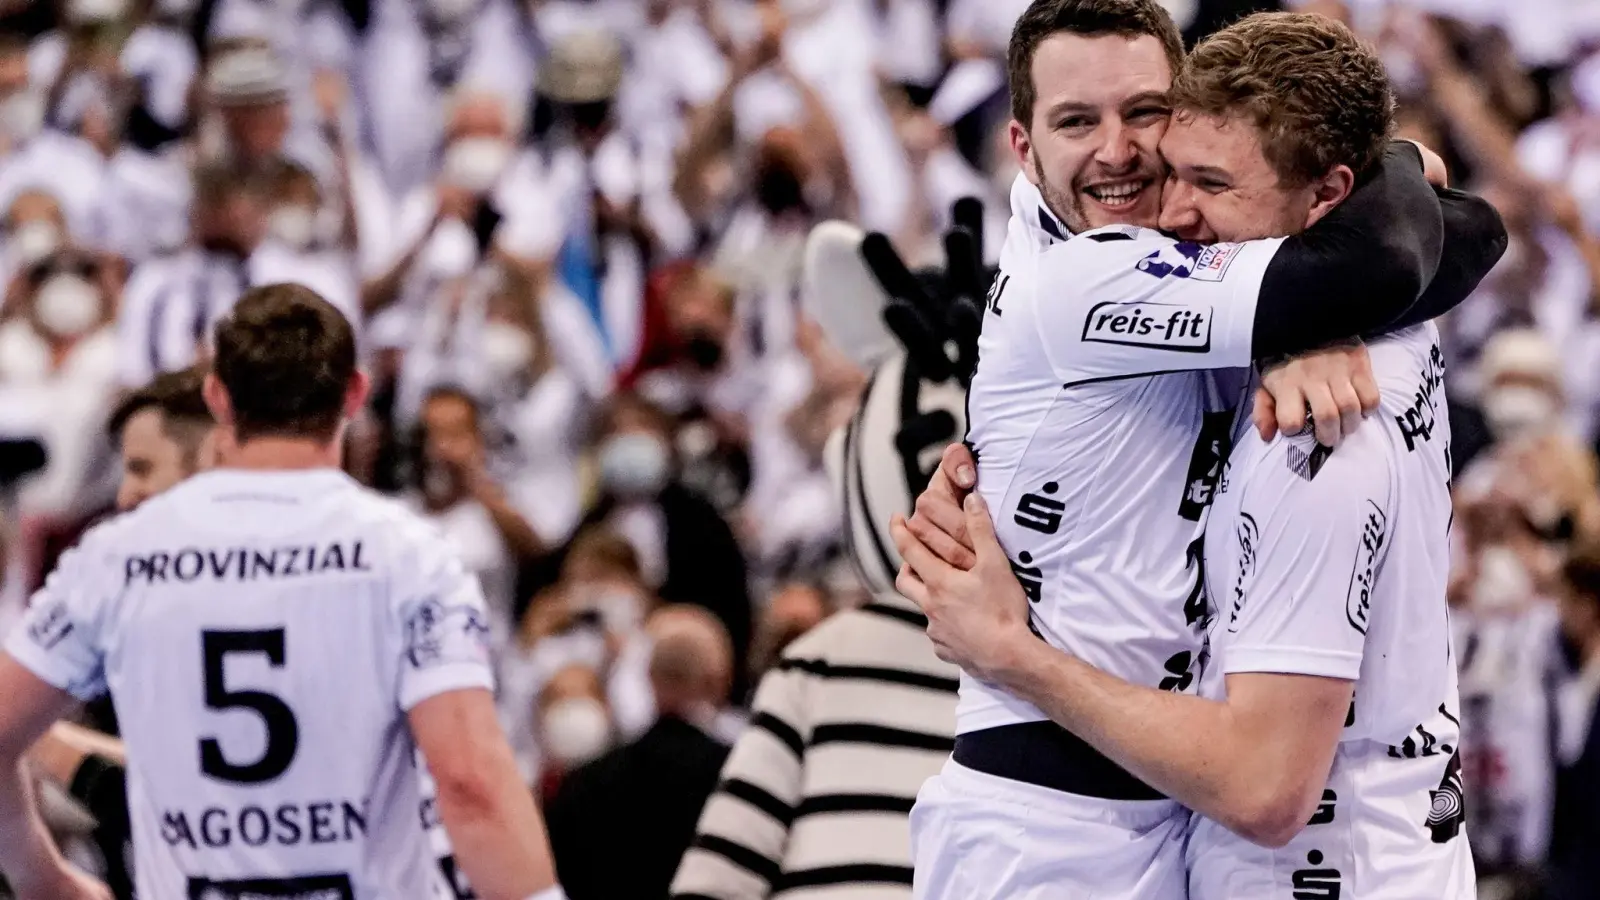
top-left (1082, 301), bottom-right (1213, 352)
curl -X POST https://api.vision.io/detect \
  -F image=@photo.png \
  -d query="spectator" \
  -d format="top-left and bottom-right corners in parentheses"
top-left (0, 188), bottom-right (64, 302)
top-left (1549, 550), bottom-right (1600, 900)
top-left (547, 604), bottom-right (734, 900)
top-left (536, 391), bottom-right (753, 701)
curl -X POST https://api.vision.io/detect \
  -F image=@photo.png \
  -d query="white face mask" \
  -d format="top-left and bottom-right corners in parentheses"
top-left (8, 220), bottom-right (62, 269)
top-left (34, 273), bottom-right (101, 338)
top-left (481, 321), bottom-right (535, 381)
top-left (1483, 385), bottom-right (1559, 441)
top-left (267, 205), bottom-right (317, 251)
top-left (442, 137), bottom-right (513, 195)
top-left (1474, 545), bottom-right (1534, 613)
top-left (598, 433), bottom-right (671, 499)
top-left (573, 583), bottom-right (645, 634)
top-left (0, 91), bottom-right (45, 145)
top-left (540, 697), bottom-right (611, 767)
top-left (423, 217), bottom-right (480, 279)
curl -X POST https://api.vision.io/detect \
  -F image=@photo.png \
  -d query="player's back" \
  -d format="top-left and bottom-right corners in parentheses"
top-left (1191, 323), bottom-right (1472, 898)
top-left (959, 180), bottom-right (1283, 735)
top-left (83, 468), bottom-right (482, 899)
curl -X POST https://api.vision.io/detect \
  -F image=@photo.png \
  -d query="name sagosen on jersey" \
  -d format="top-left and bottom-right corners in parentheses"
top-left (122, 541), bottom-right (371, 586)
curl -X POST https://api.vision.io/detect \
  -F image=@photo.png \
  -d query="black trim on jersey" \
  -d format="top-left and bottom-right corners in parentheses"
top-left (1037, 206), bottom-right (1067, 242)
top-left (672, 895), bottom-right (723, 900)
top-left (795, 793), bottom-right (918, 818)
top-left (187, 874), bottom-right (353, 900)
top-left (859, 603), bottom-right (929, 630)
top-left (692, 834), bottom-right (781, 885)
top-left (776, 864), bottom-right (915, 891)
top-left (1087, 232), bottom-right (1135, 242)
top-left (1061, 368), bottom-right (1204, 391)
top-left (955, 721), bottom-right (1165, 801)
top-left (752, 712), bottom-right (806, 759)
top-left (722, 778), bottom-right (796, 826)
top-left (777, 658), bottom-right (960, 693)
top-left (810, 723), bottom-right (955, 752)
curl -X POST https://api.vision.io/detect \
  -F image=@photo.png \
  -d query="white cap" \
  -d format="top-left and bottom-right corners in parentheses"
top-left (206, 47), bottom-right (288, 106)
top-left (66, 0), bottom-right (128, 24)
top-left (1480, 327), bottom-right (1562, 386)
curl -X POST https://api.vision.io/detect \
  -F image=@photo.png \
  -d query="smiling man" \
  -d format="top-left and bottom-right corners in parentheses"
top-left (893, 8), bottom-right (1505, 900)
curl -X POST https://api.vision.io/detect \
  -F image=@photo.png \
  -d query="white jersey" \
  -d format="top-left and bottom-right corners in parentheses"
top-left (1189, 323), bottom-right (1475, 899)
top-left (4, 468), bottom-right (495, 900)
top-left (959, 176), bottom-right (1285, 734)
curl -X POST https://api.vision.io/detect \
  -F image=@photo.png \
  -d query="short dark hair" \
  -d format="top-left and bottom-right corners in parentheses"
top-left (212, 284), bottom-right (356, 443)
top-left (108, 366), bottom-right (213, 455)
top-left (1565, 551), bottom-right (1600, 606)
top-left (1170, 12), bottom-right (1395, 186)
top-left (420, 385), bottom-right (482, 431)
top-left (1007, 0), bottom-right (1185, 126)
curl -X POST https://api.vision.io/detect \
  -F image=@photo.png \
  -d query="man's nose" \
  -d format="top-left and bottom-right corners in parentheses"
top-left (1158, 177), bottom-right (1199, 233)
top-left (1093, 119), bottom-right (1138, 171)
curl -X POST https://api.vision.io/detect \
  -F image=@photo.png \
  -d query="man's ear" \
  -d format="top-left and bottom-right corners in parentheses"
top-left (1009, 120), bottom-right (1039, 186)
top-left (1303, 164), bottom-right (1355, 230)
top-left (344, 370), bottom-right (371, 421)
top-left (202, 373), bottom-right (232, 428)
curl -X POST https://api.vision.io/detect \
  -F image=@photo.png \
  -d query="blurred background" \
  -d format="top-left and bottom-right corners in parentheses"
top-left (0, 0), bottom-right (1596, 898)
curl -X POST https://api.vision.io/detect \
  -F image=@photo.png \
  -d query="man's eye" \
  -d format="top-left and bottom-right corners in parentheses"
top-left (1129, 106), bottom-right (1170, 122)
top-left (1199, 180), bottom-right (1228, 194)
top-left (1058, 116), bottom-right (1093, 130)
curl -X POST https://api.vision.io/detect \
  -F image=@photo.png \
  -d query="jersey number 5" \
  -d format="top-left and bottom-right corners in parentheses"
top-left (200, 629), bottom-right (300, 784)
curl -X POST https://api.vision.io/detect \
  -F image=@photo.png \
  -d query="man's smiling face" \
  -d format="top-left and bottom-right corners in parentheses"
top-left (1010, 31), bottom-right (1174, 233)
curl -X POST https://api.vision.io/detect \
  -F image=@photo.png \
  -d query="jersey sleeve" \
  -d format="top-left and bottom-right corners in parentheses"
top-left (3, 538), bottom-right (115, 700)
top-left (1219, 430), bottom-right (1394, 681)
top-left (391, 528), bottom-right (497, 711)
top-left (1032, 229), bottom-right (1285, 386)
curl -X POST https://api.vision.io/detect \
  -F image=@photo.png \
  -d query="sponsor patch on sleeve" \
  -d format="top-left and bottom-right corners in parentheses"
top-left (1082, 300), bottom-right (1213, 352)
top-left (1345, 501), bottom-right (1388, 634)
top-left (1135, 241), bottom-right (1242, 282)
top-left (25, 598), bottom-right (74, 651)
top-left (404, 599), bottom-right (491, 670)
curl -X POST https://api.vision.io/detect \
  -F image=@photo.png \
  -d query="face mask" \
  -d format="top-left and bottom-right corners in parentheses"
top-left (1474, 545), bottom-right (1534, 613)
top-left (1483, 385), bottom-right (1559, 441)
top-left (34, 273), bottom-right (101, 338)
top-left (574, 584), bottom-right (645, 633)
top-left (684, 333), bottom-right (723, 371)
top-left (0, 92), bottom-right (45, 145)
top-left (442, 137), bottom-right (513, 195)
top-left (423, 217), bottom-right (480, 279)
top-left (540, 697), bottom-right (611, 767)
top-left (482, 321), bottom-right (535, 382)
top-left (8, 220), bottom-right (62, 269)
top-left (598, 433), bottom-right (671, 499)
top-left (420, 456), bottom-right (465, 506)
top-left (266, 205), bottom-right (317, 251)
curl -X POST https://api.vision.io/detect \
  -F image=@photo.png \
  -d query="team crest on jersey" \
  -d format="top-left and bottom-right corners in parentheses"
top-left (1082, 300), bottom-right (1213, 353)
top-left (1345, 501), bottom-right (1387, 634)
top-left (1134, 241), bottom-right (1240, 282)
top-left (404, 599), bottom-right (491, 669)
top-left (26, 598), bottom-right (73, 650)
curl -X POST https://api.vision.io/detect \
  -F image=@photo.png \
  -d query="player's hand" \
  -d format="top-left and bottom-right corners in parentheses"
top-left (890, 493), bottom-right (1031, 680)
top-left (11, 863), bottom-right (113, 900)
top-left (1403, 139), bottom-right (1449, 188)
top-left (1255, 343), bottom-right (1379, 448)
top-left (905, 443), bottom-right (979, 570)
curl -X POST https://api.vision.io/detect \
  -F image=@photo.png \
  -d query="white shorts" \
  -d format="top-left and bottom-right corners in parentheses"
top-left (910, 759), bottom-right (1190, 900)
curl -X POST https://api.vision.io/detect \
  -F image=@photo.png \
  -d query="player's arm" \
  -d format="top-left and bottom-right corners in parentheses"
top-left (408, 689), bottom-right (561, 900)
top-left (890, 447), bottom-right (1387, 847)
top-left (27, 722), bottom-right (125, 788)
top-left (395, 542), bottom-right (562, 900)
top-left (0, 540), bottom-right (116, 897)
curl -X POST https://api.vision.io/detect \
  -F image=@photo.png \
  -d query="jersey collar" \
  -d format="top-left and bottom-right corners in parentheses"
top-left (1008, 173), bottom-right (1073, 245)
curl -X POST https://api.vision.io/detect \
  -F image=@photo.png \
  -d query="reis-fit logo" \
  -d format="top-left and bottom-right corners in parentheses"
top-left (1345, 501), bottom-right (1387, 634)
top-left (1082, 301), bottom-right (1212, 351)
top-left (1135, 241), bottom-right (1241, 282)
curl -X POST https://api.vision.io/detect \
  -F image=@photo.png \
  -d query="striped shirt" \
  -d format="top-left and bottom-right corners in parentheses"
top-left (671, 595), bottom-right (958, 900)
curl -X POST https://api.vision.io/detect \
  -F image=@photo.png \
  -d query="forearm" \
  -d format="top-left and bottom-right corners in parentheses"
top-left (436, 768), bottom-right (558, 900)
top-left (1381, 188), bottom-right (1508, 329)
top-left (471, 480), bottom-right (544, 560)
top-left (0, 757), bottom-right (67, 888)
top-left (1253, 143), bottom-right (1443, 358)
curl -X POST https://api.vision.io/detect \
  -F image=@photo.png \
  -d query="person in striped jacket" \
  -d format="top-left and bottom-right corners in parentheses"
top-left (671, 204), bottom-right (988, 898)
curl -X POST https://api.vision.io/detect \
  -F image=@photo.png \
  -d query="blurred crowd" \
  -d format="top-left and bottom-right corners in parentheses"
top-left (0, 0), bottom-right (1596, 896)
